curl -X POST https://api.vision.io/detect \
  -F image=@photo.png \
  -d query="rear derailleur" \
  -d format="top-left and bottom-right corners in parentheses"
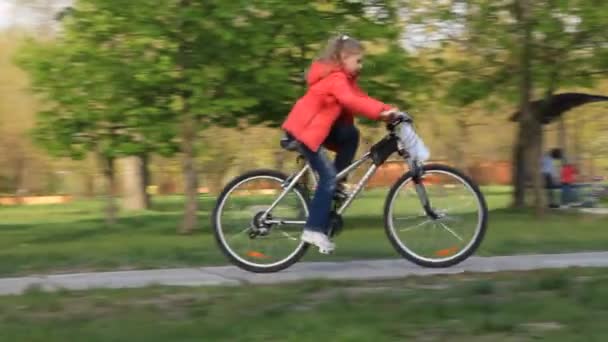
top-left (249, 211), bottom-right (272, 239)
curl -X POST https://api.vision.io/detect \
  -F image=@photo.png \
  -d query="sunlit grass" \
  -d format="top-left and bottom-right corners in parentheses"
top-left (0, 187), bottom-right (606, 276)
top-left (2, 268), bottom-right (608, 341)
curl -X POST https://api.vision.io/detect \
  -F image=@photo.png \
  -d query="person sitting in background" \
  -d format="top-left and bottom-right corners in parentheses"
top-left (560, 161), bottom-right (578, 206)
top-left (542, 148), bottom-right (561, 208)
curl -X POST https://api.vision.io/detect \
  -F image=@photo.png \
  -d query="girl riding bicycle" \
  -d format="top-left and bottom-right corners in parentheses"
top-left (213, 37), bottom-right (487, 272)
top-left (282, 34), bottom-right (400, 254)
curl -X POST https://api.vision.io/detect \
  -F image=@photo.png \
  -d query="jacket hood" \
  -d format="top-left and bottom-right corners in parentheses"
top-left (306, 61), bottom-right (355, 86)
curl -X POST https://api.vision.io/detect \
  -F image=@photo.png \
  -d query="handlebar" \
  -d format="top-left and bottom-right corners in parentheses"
top-left (386, 111), bottom-right (413, 131)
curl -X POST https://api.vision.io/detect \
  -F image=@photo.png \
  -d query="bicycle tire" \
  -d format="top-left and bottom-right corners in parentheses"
top-left (383, 164), bottom-right (488, 268)
top-left (212, 169), bottom-right (310, 273)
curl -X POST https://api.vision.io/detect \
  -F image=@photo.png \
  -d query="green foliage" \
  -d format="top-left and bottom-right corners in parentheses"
top-left (446, 77), bottom-right (495, 107)
top-left (404, 0), bottom-right (608, 105)
top-left (16, 0), bottom-right (422, 160)
top-left (17, 0), bottom-right (255, 159)
top-left (18, 5), bottom-right (168, 158)
top-left (235, 0), bottom-right (424, 126)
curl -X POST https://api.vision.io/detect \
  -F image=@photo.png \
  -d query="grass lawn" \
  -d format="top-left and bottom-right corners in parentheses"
top-left (1, 268), bottom-right (608, 341)
top-left (0, 186), bottom-right (607, 277)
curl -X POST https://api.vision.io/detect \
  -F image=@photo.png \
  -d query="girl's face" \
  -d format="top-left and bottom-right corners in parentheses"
top-left (341, 52), bottom-right (364, 76)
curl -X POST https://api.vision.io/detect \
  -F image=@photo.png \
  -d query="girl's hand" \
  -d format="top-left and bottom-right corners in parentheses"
top-left (379, 108), bottom-right (400, 122)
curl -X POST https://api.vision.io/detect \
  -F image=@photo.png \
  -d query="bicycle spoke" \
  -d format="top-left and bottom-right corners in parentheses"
top-left (215, 173), bottom-right (309, 270)
top-left (395, 213), bottom-right (427, 221)
top-left (229, 225), bottom-right (252, 240)
top-left (399, 219), bottom-right (432, 232)
top-left (438, 222), bottom-right (464, 241)
top-left (444, 200), bottom-right (474, 213)
top-left (439, 215), bottom-right (463, 223)
top-left (388, 166), bottom-right (487, 266)
top-left (257, 234), bottom-right (297, 242)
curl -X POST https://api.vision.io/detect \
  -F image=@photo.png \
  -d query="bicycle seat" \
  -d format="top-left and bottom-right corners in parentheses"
top-left (280, 132), bottom-right (301, 152)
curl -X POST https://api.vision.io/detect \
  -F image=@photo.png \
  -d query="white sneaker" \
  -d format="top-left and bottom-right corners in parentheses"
top-left (301, 230), bottom-right (335, 254)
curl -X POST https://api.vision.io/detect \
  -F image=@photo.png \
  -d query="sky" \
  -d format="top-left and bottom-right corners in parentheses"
top-left (0, 0), bottom-right (443, 52)
top-left (0, 0), bottom-right (13, 29)
top-left (0, 0), bottom-right (71, 30)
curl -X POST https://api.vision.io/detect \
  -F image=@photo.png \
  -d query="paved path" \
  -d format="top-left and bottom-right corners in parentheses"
top-left (1, 251), bottom-right (608, 296)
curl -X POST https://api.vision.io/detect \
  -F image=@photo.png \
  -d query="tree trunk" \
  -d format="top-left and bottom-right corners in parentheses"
top-left (529, 122), bottom-right (545, 214)
top-left (558, 115), bottom-right (567, 163)
top-left (100, 155), bottom-right (118, 225)
top-left (513, 0), bottom-right (544, 215)
top-left (573, 114), bottom-right (583, 166)
top-left (180, 114), bottom-right (198, 234)
top-left (142, 153), bottom-right (151, 204)
top-left (513, 122), bottom-right (544, 211)
top-left (121, 154), bottom-right (151, 210)
top-left (177, 0), bottom-right (198, 234)
top-left (512, 131), bottom-right (527, 208)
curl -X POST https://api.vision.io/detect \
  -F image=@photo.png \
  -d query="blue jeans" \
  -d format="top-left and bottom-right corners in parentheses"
top-left (325, 123), bottom-right (360, 174)
top-left (561, 183), bottom-right (578, 204)
top-left (299, 123), bottom-right (359, 233)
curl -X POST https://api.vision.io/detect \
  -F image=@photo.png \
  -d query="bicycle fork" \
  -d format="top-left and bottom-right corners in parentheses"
top-left (407, 157), bottom-right (440, 220)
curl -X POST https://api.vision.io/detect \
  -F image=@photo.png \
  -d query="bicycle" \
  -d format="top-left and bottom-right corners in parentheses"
top-left (212, 113), bottom-right (488, 273)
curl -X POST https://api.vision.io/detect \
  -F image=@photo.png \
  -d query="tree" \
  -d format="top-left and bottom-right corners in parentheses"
top-left (18, 0), bottom-right (267, 230)
top-left (401, 0), bottom-right (608, 212)
top-left (17, 1), bottom-right (181, 224)
top-left (237, 1), bottom-right (423, 127)
top-left (120, 155), bottom-right (151, 210)
top-left (18, 0), bottom-right (422, 231)
top-left (188, 0), bottom-right (423, 230)
top-left (214, 0), bottom-right (426, 200)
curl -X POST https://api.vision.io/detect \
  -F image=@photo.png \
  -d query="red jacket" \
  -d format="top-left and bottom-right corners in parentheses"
top-left (282, 61), bottom-right (392, 152)
top-left (561, 164), bottom-right (577, 184)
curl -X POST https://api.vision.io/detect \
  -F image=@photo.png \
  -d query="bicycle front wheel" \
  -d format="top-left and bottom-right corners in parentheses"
top-left (212, 169), bottom-right (310, 273)
top-left (384, 164), bottom-right (488, 268)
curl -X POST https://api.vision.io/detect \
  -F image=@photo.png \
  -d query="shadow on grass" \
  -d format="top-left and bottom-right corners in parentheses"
top-left (0, 223), bottom-right (41, 232)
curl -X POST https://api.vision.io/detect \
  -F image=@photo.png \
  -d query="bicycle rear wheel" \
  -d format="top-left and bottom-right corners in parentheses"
top-left (212, 169), bottom-right (310, 273)
top-left (384, 164), bottom-right (488, 268)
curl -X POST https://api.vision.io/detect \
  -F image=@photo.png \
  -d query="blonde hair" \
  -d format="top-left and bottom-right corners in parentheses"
top-left (317, 34), bottom-right (364, 64)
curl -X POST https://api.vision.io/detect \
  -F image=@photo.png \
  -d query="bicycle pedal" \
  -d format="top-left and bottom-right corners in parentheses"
top-left (334, 182), bottom-right (351, 199)
top-left (333, 194), bottom-right (347, 201)
top-left (333, 189), bottom-right (349, 201)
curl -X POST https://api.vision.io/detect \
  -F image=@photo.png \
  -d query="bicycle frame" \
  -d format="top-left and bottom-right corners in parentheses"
top-left (263, 125), bottom-right (430, 226)
top-left (263, 152), bottom-right (376, 226)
